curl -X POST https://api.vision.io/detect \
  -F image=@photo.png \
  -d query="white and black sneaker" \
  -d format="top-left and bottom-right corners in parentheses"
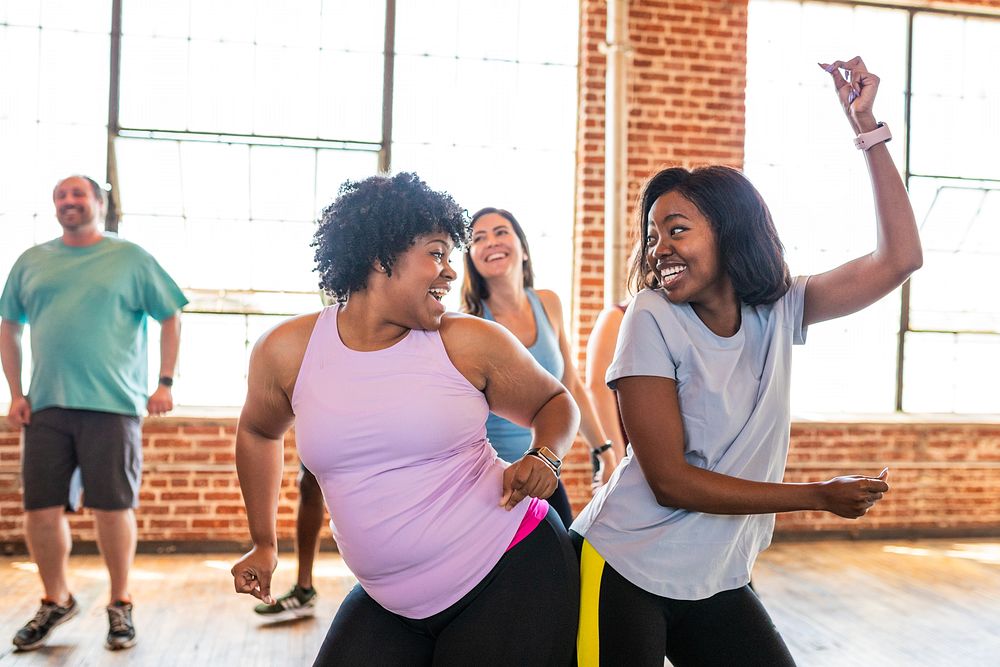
top-left (253, 585), bottom-right (318, 619)
top-left (105, 600), bottom-right (136, 650)
top-left (12, 596), bottom-right (80, 651)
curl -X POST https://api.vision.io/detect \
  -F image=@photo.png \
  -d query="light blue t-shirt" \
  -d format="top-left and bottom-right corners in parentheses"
top-left (571, 276), bottom-right (809, 600)
top-left (481, 288), bottom-right (565, 462)
top-left (0, 235), bottom-right (188, 416)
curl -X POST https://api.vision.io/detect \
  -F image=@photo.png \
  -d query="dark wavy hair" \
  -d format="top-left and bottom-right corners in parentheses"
top-left (629, 166), bottom-right (791, 306)
top-left (460, 207), bottom-right (535, 317)
top-left (313, 172), bottom-right (468, 302)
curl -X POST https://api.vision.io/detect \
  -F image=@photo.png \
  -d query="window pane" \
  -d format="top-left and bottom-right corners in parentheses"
top-left (40, 0), bottom-right (109, 33)
top-left (253, 46), bottom-right (320, 137)
top-left (115, 138), bottom-right (184, 216)
top-left (35, 122), bottom-right (107, 204)
top-left (321, 0), bottom-right (385, 54)
top-left (392, 55), bottom-right (459, 145)
top-left (455, 0), bottom-right (519, 61)
top-left (188, 40), bottom-right (255, 134)
top-left (0, 26), bottom-right (41, 122)
top-left (394, 0), bottom-right (460, 57)
top-left (173, 313), bottom-right (248, 407)
top-left (1, 1), bottom-right (41, 26)
top-left (317, 51), bottom-right (384, 142)
top-left (249, 146), bottom-right (316, 222)
top-left (188, 0), bottom-right (254, 43)
top-left (255, 0), bottom-right (321, 48)
top-left (119, 36), bottom-right (189, 129)
top-left (180, 142), bottom-right (251, 220)
top-left (911, 14), bottom-right (1000, 180)
top-left (314, 149), bottom-right (379, 217)
top-left (38, 30), bottom-right (109, 125)
top-left (121, 0), bottom-right (190, 38)
top-left (746, 0), bottom-right (907, 415)
top-left (518, 1), bottom-right (579, 65)
top-left (118, 215), bottom-right (189, 286)
top-left (904, 333), bottom-right (1000, 414)
top-left (513, 64), bottom-right (577, 150)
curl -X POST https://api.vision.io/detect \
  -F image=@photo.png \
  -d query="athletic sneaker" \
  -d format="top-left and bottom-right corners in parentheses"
top-left (253, 584), bottom-right (317, 619)
top-left (105, 600), bottom-right (136, 650)
top-left (12, 596), bottom-right (80, 651)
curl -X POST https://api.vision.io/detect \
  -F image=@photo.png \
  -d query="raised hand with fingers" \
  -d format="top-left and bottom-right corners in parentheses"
top-left (231, 545), bottom-right (279, 606)
top-left (818, 467), bottom-right (890, 519)
top-left (818, 56), bottom-right (880, 133)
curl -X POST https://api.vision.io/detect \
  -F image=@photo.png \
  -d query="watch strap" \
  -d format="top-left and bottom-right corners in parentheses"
top-left (525, 447), bottom-right (561, 477)
top-left (854, 122), bottom-right (891, 150)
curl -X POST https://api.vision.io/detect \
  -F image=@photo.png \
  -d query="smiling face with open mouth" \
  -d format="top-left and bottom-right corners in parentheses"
top-left (53, 176), bottom-right (102, 231)
top-left (646, 190), bottom-right (732, 308)
top-left (383, 232), bottom-right (457, 331)
top-left (468, 213), bottom-right (527, 283)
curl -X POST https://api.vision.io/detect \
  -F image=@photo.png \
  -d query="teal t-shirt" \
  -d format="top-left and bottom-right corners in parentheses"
top-left (0, 235), bottom-right (188, 416)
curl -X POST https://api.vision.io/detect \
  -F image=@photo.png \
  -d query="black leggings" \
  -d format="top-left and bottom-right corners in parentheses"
top-left (548, 480), bottom-right (574, 527)
top-left (570, 531), bottom-right (795, 667)
top-left (314, 509), bottom-right (579, 666)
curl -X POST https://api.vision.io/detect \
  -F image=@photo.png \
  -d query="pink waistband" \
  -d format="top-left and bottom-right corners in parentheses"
top-left (505, 497), bottom-right (550, 551)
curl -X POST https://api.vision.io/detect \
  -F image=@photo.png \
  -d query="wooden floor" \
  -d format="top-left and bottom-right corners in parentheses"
top-left (0, 539), bottom-right (997, 666)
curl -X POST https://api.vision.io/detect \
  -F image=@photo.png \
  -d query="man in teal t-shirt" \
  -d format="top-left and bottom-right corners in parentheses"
top-left (0, 175), bottom-right (188, 653)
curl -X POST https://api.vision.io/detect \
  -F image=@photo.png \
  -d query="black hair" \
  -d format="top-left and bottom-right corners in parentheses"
top-left (313, 172), bottom-right (468, 302)
top-left (460, 207), bottom-right (535, 317)
top-left (629, 166), bottom-right (791, 305)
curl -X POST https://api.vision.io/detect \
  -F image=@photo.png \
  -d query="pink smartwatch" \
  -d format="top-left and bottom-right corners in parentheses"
top-left (854, 122), bottom-right (892, 150)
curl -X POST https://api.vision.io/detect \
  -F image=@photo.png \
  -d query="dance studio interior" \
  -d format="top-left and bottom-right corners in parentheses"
top-left (1, 1), bottom-right (998, 665)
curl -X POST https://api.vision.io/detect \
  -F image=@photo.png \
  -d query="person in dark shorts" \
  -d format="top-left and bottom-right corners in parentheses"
top-left (0, 175), bottom-right (187, 652)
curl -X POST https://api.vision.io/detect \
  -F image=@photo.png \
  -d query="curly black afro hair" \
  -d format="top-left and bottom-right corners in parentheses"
top-left (312, 172), bottom-right (468, 302)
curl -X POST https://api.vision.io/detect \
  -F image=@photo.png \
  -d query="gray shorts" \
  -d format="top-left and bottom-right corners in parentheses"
top-left (22, 407), bottom-right (143, 511)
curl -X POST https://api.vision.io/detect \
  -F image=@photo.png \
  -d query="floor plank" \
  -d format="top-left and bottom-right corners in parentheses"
top-left (0, 539), bottom-right (996, 665)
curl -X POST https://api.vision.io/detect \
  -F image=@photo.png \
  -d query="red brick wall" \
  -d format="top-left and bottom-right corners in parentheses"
top-left (3, 418), bottom-right (999, 547)
top-left (0, 418), bottom-right (317, 550)
top-left (779, 422), bottom-right (1000, 536)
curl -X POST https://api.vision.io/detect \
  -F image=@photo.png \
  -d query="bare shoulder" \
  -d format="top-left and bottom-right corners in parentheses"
top-left (594, 303), bottom-right (626, 330)
top-left (534, 288), bottom-right (565, 330)
top-left (253, 311), bottom-right (321, 377)
top-left (535, 288), bottom-right (564, 313)
top-left (439, 311), bottom-right (507, 351)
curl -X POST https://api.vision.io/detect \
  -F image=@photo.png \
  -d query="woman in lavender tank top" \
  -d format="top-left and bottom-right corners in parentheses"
top-left (230, 173), bottom-right (580, 666)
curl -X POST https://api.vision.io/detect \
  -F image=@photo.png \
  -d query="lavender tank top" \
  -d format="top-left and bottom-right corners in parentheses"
top-left (292, 306), bottom-right (529, 619)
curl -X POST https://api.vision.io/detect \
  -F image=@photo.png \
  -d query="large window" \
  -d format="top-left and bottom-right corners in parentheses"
top-left (0, 0), bottom-right (580, 409)
top-left (746, 0), bottom-right (1000, 415)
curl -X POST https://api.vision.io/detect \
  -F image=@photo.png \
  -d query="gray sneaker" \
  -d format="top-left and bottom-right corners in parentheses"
top-left (105, 600), bottom-right (136, 650)
top-left (12, 596), bottom-right (80, 651)
top-left (253, 584), bottom-right (317, 619)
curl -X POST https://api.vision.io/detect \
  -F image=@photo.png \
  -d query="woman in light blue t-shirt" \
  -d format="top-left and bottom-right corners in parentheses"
top-left (461, 207), bottom-right (618, 527)
top-left (572, 57), bottom-right (923, 665)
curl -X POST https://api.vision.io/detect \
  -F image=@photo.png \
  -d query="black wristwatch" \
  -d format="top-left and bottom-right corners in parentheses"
top-left (158, 376), bottom-right (174, 388)
top-left (525, 446), bottom-right (561, 477)
top-left (592, 440), bottom-right (613, 456)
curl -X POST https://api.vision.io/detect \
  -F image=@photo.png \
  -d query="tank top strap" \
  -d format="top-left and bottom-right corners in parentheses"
top-left (526, 288), bottom-right (554, 338)
top-left (481, 299), bottom-right (495, 322)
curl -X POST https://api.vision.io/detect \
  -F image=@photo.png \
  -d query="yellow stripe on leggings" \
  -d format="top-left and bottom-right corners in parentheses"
top-left (577, 539), bottom-right (606, 667)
